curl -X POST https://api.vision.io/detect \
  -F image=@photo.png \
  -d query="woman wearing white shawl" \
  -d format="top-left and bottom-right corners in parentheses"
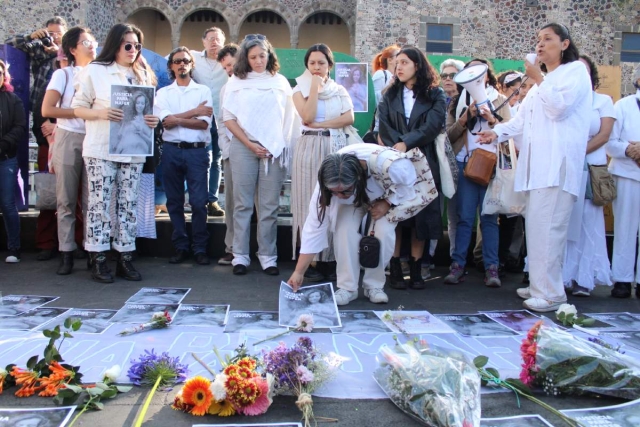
top-left (222, 34), bottom-right (298, 276)
top-left (291, 44), bottom-right (356, 282)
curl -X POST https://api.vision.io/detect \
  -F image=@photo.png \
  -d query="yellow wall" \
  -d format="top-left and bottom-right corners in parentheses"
top-left (127, 10), bottom-right (172, 56)
top-left (238, 21), bottom-right (291, 49)
top-left (298, 21), bottom-right (350, 54)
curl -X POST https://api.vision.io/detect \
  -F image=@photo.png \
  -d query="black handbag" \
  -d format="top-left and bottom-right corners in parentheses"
top-left (359, 212), bottom-right (380, 268)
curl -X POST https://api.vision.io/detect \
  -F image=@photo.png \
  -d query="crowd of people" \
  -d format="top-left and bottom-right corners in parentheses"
top-left (1, 18), bottom-right (639, 312)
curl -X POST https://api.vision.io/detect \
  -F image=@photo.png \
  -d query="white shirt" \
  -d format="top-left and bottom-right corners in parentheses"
top-left (372, 70), bottom-right (393, 104)
top-left (218, 83), bottom-right (233, 160)
top-left (191, 50), bottom-right (229, 120)
top-left (71, 62), bottom-right (153, 163)
top-left (492, 61), bottom-right (592, 196)
top-left (402, 86), bottom-right (415, 125)
top-left (293, 86), bottom-right (327, 131)
top-left (154, 79), bottom-right (212, 144)
top-left (47, 66), bottom-right (85, 134)
top-left (586, 92), bottom-right (615, 165)
top-left (300, 144), bottom-right (416, 254)
top-left (606, 92), bottom-right (640, 182)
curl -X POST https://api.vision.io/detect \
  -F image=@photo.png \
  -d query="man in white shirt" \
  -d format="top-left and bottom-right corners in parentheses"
top-left (155, 47), bottom-right (213, 265)
top-left (606, 66), bottom-right (640, 299)
top-left (191, 27), bottom-right (229, 217)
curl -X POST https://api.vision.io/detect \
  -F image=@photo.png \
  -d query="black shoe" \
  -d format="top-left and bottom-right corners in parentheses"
top-left (388, 257), bottom-right (407, 289)
top-left (169, 250), bottom-right (189, 264)
top-left (408, 257), bottom-right (426, 290)
top-left (56, 251), bottom-right (74, 275)
top-left (194, 252), bottom-right (210, 265)
top-left (522, 272), bottom-right (530, 284)
top-left (116, 252), bottom-right (142, 281)
top-left (636, 285), bottom-right (640, 299)
top-left (91, 252), bottom-right (114, 283)
top-left (263, 266), bottom-right (279, 276)
top-left (233, 264), bottom-right (248, 275)
top-left (37, 248), bottom-right (56, 261)
top-left (498, 264), bottom-right (506, 278)
top-left (303, 265), bottom-right (325, 282)
top-left (611, 282), bottom-right (632, 299)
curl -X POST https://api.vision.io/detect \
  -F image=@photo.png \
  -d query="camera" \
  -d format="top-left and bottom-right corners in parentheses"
top-left (25, 36), bottom-right (53, 50)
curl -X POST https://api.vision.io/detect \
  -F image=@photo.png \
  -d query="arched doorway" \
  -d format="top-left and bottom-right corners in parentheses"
top-left (179, 10), bottom-right (230, 52)
top-left (298, 12), bottom-right (350, 54)
top-left (239, 11), bottom-right (290, 48)
top-left (127, 9), bottom-right (172, 56)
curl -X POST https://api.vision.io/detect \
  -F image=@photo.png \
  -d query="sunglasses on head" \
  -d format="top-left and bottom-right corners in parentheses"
top-left (171, 58), bottom-right (192, 65)
top-left (440, 73), bottom-right (456, 80)
top-left (123, 42), bottom-right (143, 52)
top-left (244, 34), bottom-right (266, 41)
top-left (80, 39), bottom-right (98, 48)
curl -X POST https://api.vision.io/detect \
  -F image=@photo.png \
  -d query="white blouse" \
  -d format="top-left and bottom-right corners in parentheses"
top-left (492, 61), bottom-right (593, 196)
top-left (586, 92), bottom-right (615, 165)
top-left (606, 92), bottom-right (640, 182)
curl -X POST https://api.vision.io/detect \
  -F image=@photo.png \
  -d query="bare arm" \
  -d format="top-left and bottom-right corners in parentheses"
top-left (224, 118), bottom-right (271, 157)
top-left (171, 101), bottom-right (213, 120)
top-left (162, 116), bottom-right (208, 130)
top-left (73, 107), bottom-right (122, 122)
top-left (287, 253), bottom-right (316, 292)
top-left (307, 110), bottom-right (355, 129)
top-left (586, 117), bottom-right (615, 155)
top-left (293, 79), bottom-right (321, 124)
top-left (42, 90), bottom-right (76, 120)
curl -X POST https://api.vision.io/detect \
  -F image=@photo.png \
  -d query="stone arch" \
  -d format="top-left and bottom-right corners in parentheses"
top-left (297, 1), bottom-right (356, 54)
top-left (235, 0), bottom-right (295, 45)
top-left (122, 2), bottom-right (175, 55)
top-left (174, 0), bottom-right (234, 49)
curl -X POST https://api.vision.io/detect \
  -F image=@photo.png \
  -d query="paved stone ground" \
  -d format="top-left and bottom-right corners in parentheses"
top-left (1, 253), bottom-right (638, 426)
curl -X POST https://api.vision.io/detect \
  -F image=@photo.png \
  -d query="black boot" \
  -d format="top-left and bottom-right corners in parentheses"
top-left (388, 257), bottom-right (407, 289)
top-left (116, 252), bottom-right (142, 281)
top-left (409, 257), bottom-right (426, 289)
top-left (91, 252), bottom-right (114, 283)
top-left (56, 251), bottom-right (74, 275)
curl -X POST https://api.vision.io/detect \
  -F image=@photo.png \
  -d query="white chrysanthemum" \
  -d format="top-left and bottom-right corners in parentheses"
top-left (211, 374), bottom-right (227, 401)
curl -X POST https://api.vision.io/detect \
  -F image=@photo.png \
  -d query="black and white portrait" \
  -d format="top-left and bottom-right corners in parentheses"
top-left (481, 310), bottom-right (548, 334)
top-left (331, 311), bottom-right (391, 334)
top-left (125, 287), bottom-right (190, 305)
top-left (0, 307), bottom-right (71, 331)
top-left (172, 304), bottom-right (229, 327)
top-left (562, 398), bottom-right (640, 427)
top-left (224, 311), bottom-right (288, 333)
top-left (0, 406), bottom-right (76, 427)
top-left (35, 309), bottom-right (117, 334)
top-left (279, 282), bottom-right (340, 328)
top-left (481, 415), bottom-right (553, 427)
top-left (109, 84), bottom-right (155, 156)
top-left (434, 314), bottom-right (520, 337)
top-left (194, 423), bottom-right (303, 427)
top-left (585, 312), bottom-right (640, 330)
top-left (600, 330), bottom-right (640, 352)
top-left (0, 295), bottom-right (59, 317)
top-left (109, 304), bottom-right (179, 324)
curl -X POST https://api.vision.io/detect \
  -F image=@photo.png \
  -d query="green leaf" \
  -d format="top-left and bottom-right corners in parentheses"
top-left (56, 388), bottom-right (78, 398)
top-left (72, 320), bottom-right (82, 331)
top-left (580, 317), bottom-right (596, 327)
top-left (64, 332), bottom-right (73, 339)
top-left (557, 312), bottom-right (565, 321)
top-left (42, 329), bottom-right (52, 338)
top-left (65, 384), bottom-right (84, 394)
top-left (486, 367), bottom-right (500, 379)
top-left (100, 389), bottom-right (118, 399)
top-left (90, 401), bottom-right (105, 411)
top-left (87, 387), bottom-right (105, 396)
top-left (26, 355), bottom-right (38, 370)
top-left (505, 378), bottom-right (532, 395)
top-left (473, 355), bottom-right (489, 368)
top-left (116, 385), bottom-right (133, 393)
top-left (409, 391), bottom-right (427, 401)
top-left (565, 313), bottom-right (575, 323)
top-left (64, 317), bottom-right (73, 329)
top-left (95, 382), bottom-right (111, 390)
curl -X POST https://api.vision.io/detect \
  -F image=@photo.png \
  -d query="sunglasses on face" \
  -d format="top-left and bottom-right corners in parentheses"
top-left (244, 34), bottom-right (266, 41)
top-left (80, 39), bottom-right (98, 48)
top-left (123, 42), bottom-right (143, 52)
top-left (440, 73), bottom-right (456, 80)
top-left (171, 58), bottom-right (192, 65)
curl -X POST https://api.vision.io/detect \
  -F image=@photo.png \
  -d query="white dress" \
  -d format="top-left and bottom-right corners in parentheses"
top-left (563, 92), bottom-right (615, 290)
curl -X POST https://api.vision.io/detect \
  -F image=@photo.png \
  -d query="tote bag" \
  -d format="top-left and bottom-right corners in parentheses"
top-left (435, 132), bottom-right (458, 198)
top-left (482, 139), bottom-right (525, 215)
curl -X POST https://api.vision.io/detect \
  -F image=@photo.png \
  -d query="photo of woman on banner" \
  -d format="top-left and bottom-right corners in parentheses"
top-left (111, 89), bottom-right (153, 156)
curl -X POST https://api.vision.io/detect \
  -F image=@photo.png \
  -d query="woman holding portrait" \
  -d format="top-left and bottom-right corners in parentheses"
top-left (112, 90), bottom-right (152, 155)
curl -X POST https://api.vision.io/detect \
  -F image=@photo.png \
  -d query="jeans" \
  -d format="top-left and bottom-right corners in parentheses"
top-left (451, 161), bottom-right (499, 268)
top-left (163, 144), bottom-right (210, 254)
top-left (0, 157), bottom-right (20, 250)
top-left (207, 125), bottom-right (221, 203)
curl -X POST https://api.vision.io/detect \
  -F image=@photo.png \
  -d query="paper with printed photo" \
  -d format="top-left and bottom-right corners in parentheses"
top-left (224, 311), bottom-right (288, 333)
top-left (481, 414), bottom-right (553, 426)
top-left (194, 423), bottom-right (303, 427)
top-left (334, 63), bottom-right (368, 112)
top-left (583, 312), bottom-right (640, 330)
top-left (331, 310), bottom-right (392, 334)
top-left (0, 406), bottom-right (77, 427)
top-left (109, 84), bottom-right (155, 156)
top-left (0, 307), bottom-right (71, 331)
top-left (0, 295), bottom-right (59, 317)
top-left (561, 398), bottom-right (640, 426)
top-left (172, 304), bottom-right (229, 327)
top-left (434, 314), bottom-right (519, 337)
top-left (279, 282), bottom-right (341, 328)
top-left (126, 287), bottom-right (190, 305)
top-left (109, 303), bottom-right (180, 324)
top-left (378, 311), bottom-right (455, 334)
top-left (598, 330), bottom-right (640, 352)
top-left (35, 309), bottom-right (117, 334)
top-left (480, 310), bottom-right (554, 334)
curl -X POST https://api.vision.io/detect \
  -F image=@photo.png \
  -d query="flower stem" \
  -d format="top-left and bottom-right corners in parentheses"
top-left (252, 329), bottom-right (291, 346)
top-left (67, 395), bottom-right (96, 427)
top-left (191, 352), bottom-right (217, 378)
top-left (518, 392), bottom-right (584, 427)
top-left (133, 375), bottom-right (162, 427)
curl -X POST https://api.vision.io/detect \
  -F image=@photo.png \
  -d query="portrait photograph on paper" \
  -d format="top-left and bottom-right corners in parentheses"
top-left (0, 295), bottom-right (59, 317)
top-left (109, 84), bottom-right (155, 156)
top-left (434, 314), bottom-right (520, 337)
top-left (125, 287), bottom-right (191, 305)
top-left (278, 282), bottom-right (341, 329)
top-left (0, 406), bottom-right (77, 427)
top-left (35, 309), bottom-right (118, 334)
top-left (223, 311), bottom-right (289, 333)
top-left (0, 307), bottom-right (71, 331)
top-left (172, 304), bottom-right (229, 327)
top-left (330, 310), bottom-right (392, 334)
top-left (334, 63), bottom-right (368, 112)
top-left (109, 303), bottom-right (179, 324)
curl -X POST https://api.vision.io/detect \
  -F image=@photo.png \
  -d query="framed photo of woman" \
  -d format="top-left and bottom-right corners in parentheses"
top-left (109, 84), bottom-right (155, 156)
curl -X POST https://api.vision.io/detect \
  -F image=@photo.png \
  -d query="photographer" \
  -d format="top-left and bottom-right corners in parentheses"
top-left (5, 16), bottom-right (68, 261)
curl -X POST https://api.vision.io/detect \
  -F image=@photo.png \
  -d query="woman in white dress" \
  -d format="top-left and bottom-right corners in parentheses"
top-left (562, 55), bottom-right (615, 296)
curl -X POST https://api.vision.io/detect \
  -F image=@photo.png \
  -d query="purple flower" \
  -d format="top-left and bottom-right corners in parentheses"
top-left (127, 348), bottom-right (188, 386)
top-left (262, 337), bottom-right (318, 390)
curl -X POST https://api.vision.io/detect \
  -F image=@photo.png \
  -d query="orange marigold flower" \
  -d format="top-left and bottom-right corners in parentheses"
top-left (182, 376), bottom-right (213, 416)
top-left (223, 365), bottom-right (239, 377)
top-left (237, 367), bottom-right (252, 379)
top-left (224, 375), bottom-right (242, 394)
top-left (236, 379), bottom-right (259, 406)
top-left (237, 357), bottom-right (257, 371)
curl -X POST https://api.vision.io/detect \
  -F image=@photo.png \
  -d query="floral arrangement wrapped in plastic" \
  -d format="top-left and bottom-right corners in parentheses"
top-left (521, 321), bottom-right (640, 400)
top-left (374, 339), bottom-right (481, 427)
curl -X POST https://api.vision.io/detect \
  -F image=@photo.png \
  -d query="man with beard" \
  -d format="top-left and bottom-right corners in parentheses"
top-left (154, 47), bottom-right (213, 265)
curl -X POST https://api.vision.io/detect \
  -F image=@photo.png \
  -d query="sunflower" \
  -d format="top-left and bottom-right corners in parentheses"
top-left (181, 376), bottom-right (213, 416)
top-left (208, 399), bottom-right (236, 416)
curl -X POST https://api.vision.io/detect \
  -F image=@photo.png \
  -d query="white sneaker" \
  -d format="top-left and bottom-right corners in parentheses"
top-left (523, 297), bottom-right (566, 313)
top-left (334, 288), bottom-right (358, 306)
top-left (517, 287), bottom-right (531, 299)
top-left (421, 265), bottom-right (431, 280)
top-left (364, 288), bottom-right (389, 304)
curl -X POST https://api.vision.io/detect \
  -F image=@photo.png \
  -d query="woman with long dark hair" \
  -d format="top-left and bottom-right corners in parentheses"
top-left (478, 23), bottom-right (592, 312)
top-left (377, 46), bottom-right (446, 289)
top-left (42, 26), bottom-right (97, 274)
top-left (72, 23), bottom-right (159, 283)
top-left (0, 60), bottom-right (26, 263)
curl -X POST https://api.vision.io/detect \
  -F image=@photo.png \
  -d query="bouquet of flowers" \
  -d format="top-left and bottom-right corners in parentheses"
top-left (374, 339), bottom-right (481, 427)
top-left (521, 321), bottom-right (640, 400)
top-left (173, 344), bottom-right (274, 417)
top-left (118, 311), bottom-right (172, 336)
top-left (262, 337), bottom-right (340, 427)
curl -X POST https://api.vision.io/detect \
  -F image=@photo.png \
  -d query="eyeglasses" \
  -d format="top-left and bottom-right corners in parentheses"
top-left (80, 40), bottom-right (98, 48)
top-left (204, 37), bottom-right (223, 43)
top-left (123, 42), bottom-right (143, 52)
top-left (49, 31), bottom-right (63, 37)
top-left (328, 186), bottom-right (355, 196)
top-left (440, 73), bottom-right (456, 80)
top-left (244, 34), bottom-right (266, 41)
top-left (171, 58), bottom-right (192, 65)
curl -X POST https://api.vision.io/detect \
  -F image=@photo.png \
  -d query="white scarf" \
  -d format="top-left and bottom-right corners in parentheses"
top-left (223, 71), bottom-right (299, 170)
top-left (454, 85), bottom-right (500, 120)
top-left (295, 70), bottom-right (362, 151)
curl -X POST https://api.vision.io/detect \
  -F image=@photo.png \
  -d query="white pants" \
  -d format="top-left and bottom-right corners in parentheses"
top-left (334, 204), bottom-right (396, 292)
top-left (525, 186), bottom-right (576, 302)
top-left (611, 176), bottom-right (640, 283)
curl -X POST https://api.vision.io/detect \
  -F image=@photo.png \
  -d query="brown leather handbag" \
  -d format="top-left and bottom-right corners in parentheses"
top-left (464, 148), bottom-right (497, 186)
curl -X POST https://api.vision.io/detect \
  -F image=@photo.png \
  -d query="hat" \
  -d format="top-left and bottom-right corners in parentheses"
top-left (504, 72), bottom-right (523, 85)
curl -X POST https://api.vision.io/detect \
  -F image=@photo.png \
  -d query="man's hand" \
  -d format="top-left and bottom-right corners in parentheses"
top-left (626, 142), bottom-right (640, 162)
top-left (40, 120), bottom-right (56, 137)
top-left (370, 199), bottom-right (391, 220)
top-left (192, 101), bottom-right (213, 118)
top-left (30, 29), bottom-right (49, 40)
top-left (162, 115), bottom-right (180, 129)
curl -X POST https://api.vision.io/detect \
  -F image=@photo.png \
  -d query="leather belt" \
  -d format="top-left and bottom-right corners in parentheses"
top-left (302, 130), bottom-right (330, 137)
top-left (165, 141), bottom-right (207, 149)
